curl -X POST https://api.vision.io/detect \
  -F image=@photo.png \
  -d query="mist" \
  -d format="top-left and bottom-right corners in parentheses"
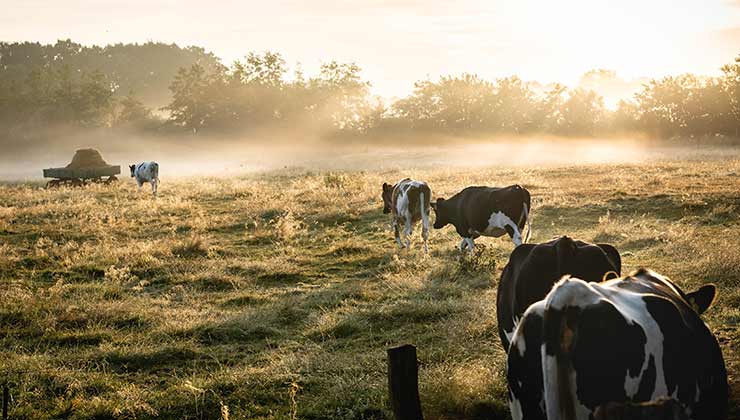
top-left (3, 127), bottom-right (737, 182)
top-left (2, 41), bottom-right (739, 182)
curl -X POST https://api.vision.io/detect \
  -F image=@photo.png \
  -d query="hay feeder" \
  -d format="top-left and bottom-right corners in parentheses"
top-left (43, 149), bottom-right (120, 188)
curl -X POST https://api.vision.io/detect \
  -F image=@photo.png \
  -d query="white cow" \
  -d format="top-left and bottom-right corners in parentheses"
top-left (129, 162), bottom-right (159, 196)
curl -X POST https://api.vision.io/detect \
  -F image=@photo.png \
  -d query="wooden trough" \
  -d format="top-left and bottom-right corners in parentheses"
top-left (43, 149), bottom-right (120, 188)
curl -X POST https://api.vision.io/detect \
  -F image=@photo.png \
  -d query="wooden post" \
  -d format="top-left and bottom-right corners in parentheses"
top-left (387, 344), bottom-right (423, 420)
top-left (2, 384), bottom-right (8, 420)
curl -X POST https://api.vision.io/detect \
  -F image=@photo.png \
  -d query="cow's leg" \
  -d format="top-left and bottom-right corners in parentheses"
top-left (505, 225), bottom-right (523, 247)
top-left (137, 180), bottom-right (143, 192)
top-left (420, 194), bottom-right (430, 254)
top-left (404, 215), bottom-right (413, 249)
top-left (458, 237), bottom-right (475, 252)
top-left (393, 218), bottom-right (403, 248)
top-left (421, 219), bottom-right (429, 254)
top-left (459, 238), bottom-right (468, 251)
top-left (151, 180), bottom-right (157, 196)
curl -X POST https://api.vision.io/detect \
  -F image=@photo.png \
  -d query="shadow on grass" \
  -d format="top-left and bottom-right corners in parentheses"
top-left (99, 346), bottom-right (208, 373)
top-left (183, 299), bottom-right (310, 345)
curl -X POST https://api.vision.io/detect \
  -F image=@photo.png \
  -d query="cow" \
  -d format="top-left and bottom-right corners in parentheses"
top-left (497, 236), bottom-right (621, 350)
top-left (430, 185), bottom-right (531, 250)
top-left (382, 178), bottom-right (432, 253)
top-left (507, 268), bottom-right (727, 420)
top-left (129, 162), bottom-right (159, 196)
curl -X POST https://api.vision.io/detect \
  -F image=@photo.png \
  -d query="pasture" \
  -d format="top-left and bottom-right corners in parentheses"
top-left (1, 151), bottom-right (739, 419)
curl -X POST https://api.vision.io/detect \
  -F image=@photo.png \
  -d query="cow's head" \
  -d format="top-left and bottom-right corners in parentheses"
top-left (381, 182), bottom-right (394, 214)
top-left (129, 164), bottom-right (136, 177)
top-left (431, 198), bottom-right (448, 229)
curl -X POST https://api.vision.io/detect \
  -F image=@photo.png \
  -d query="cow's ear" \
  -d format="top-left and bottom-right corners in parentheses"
top-left (382, 182), bottom-right (389, 191)
top-left (431, 198), bottom-right (444, 210)
top-left (686, 284), bottom-right (717, 314)
top-left (597, 243), bottom-right (622, 275)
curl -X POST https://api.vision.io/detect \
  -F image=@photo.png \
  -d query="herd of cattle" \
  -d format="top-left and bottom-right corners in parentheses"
top-left (381, 178), bottom-right (728, 420)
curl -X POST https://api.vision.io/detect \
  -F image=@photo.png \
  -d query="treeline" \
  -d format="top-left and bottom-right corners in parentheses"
top-left (164, 53), bottom-right (371, 134)
top-left (0, 40), bottom-right (222, 138)
top-left (0, 40), bottom-right (220, 105)
top-left (1, 40), bottom-right (738, 141)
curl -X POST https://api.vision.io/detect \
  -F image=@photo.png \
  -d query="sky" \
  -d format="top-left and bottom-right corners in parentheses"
top-left (1, 0), bottom-right (739, 98)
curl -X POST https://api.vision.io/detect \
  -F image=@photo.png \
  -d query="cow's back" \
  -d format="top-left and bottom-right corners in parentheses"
top-left (392, 179), bottom-right (430, 222)
top-left (446, 185), bottom-right (525, 230)
top-left (497, 237), bottom-right (621, 350)
top-left (135, 161), bottom-right (158, 181)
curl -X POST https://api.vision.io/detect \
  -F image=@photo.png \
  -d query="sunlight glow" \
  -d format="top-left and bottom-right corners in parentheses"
top-left (1, 0), bottom-right (738, 97)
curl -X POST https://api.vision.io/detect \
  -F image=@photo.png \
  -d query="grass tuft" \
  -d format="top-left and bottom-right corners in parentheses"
top-left (172, 236), bottom-right (210, 258)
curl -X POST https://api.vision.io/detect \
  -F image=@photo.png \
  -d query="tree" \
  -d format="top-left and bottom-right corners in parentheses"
top-left (721, 55), bottom-right (740, 137)
top-left (308, 61), bottom-right (371, 130)
top-left (392, 74), bottom-right (497, 132)
top-left (242, 52), bottom-right (287, 87)
top-left (0, 40), bottom-right (222, 108)
top-left (164, 63), bottom-right (213, 132)
top-left (491, 76), bottom-right (538, 133)
top-left (115, 93), bottom-right (155, 128)
top-left (608, 99), bottom-right (639, 133)
top-left (77, 70), bottom-right (115, 126)
top-left (557, 88), bottom-right (605, 136)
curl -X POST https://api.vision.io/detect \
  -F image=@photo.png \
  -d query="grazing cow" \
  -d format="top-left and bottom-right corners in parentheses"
top-left (497, 236), bottom-right (621, 350)
top-left (382, 178), bottom-right (432, 253)
top-left (507, 268), bottom-right (727, 420)
top-left (430, 185), bottom-right (531, 250)
top-left (129, 162), bottom-right (159, 196)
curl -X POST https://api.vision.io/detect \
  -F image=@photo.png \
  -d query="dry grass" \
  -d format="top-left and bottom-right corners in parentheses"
top-left (1, 154), bottom-right (739, 419)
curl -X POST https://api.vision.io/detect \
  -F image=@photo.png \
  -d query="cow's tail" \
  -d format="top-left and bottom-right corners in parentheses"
top-left (519, 188), bottom-right (531, 243)
top-left (420, 184), bottom-right (431, 231)
top-left (541, 276), bottom-right (607, 420)
top-left (542, 279), bottom-right (585, 420)
top-left (521, 202), bottom-right (531, 243)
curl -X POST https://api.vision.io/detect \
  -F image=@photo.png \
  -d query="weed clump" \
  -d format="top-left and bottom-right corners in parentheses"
top-left (323, 172), bottom-right (349, 189)
top-left (172, 236), bottom-right (209, 258)
top-left (456, 245), bottom-right (497, 274)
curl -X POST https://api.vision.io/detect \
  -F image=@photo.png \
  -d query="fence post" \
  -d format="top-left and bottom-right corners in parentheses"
top-left (387, 344), bottom-right (423, 420)
top-left (2, 383), bottom-right (8, 420)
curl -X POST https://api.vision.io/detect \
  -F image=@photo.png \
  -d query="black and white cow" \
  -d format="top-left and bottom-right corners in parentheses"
top-left (431, 185), bottom-right (531, 250)
top-left (129, 162), bottom-right (159, 196)
top-left (507, 268), bottom-right (727, 420)
top-left (497, 236), bottom-right (621, 350)
top-left (382, 178), bottom-right (432, 253)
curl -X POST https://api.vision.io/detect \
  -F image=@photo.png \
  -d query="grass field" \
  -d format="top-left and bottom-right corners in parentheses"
top-left (1, 151), bottom-right (739, 419)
